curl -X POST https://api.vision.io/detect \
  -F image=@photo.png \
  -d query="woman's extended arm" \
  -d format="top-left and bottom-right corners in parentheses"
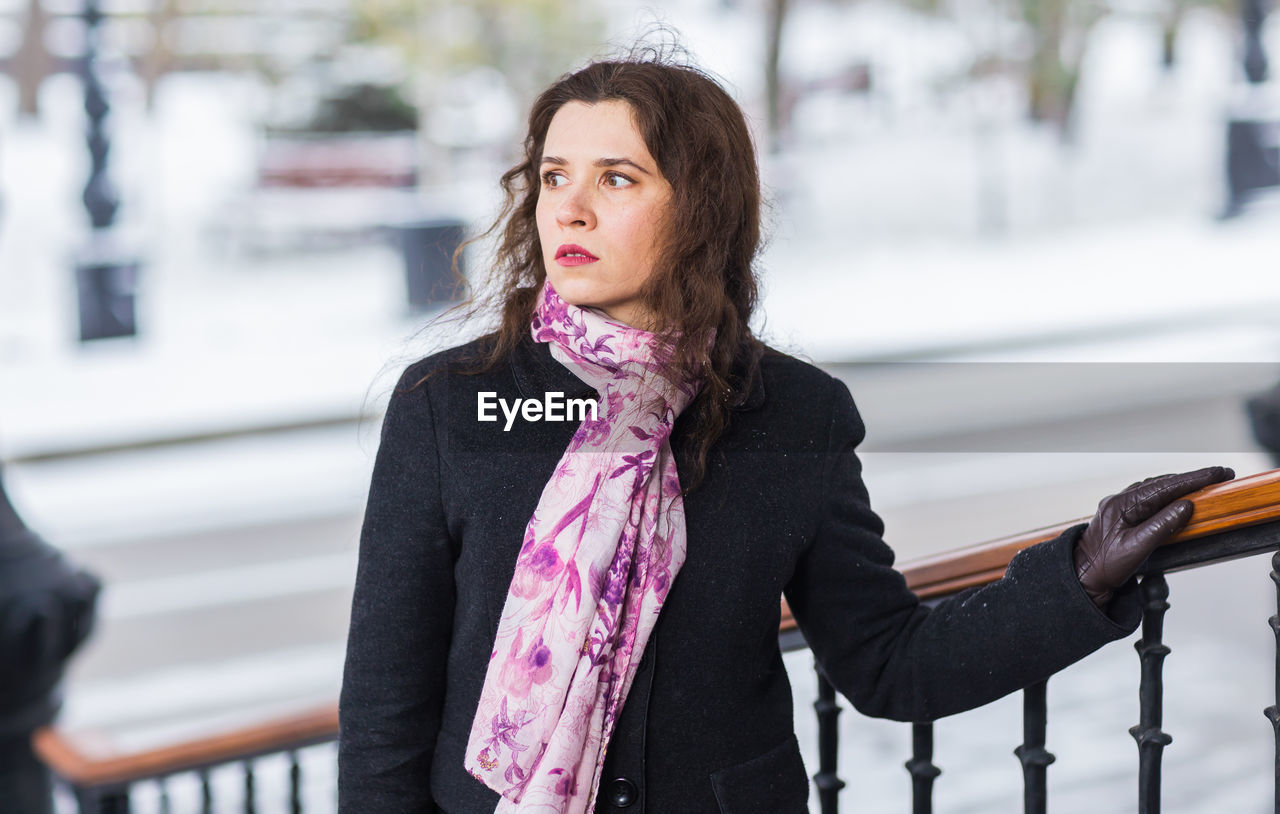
top-left (339, 364), bottom-right (455, 812)
top-left (783, 379), bottom-right (1220, 723)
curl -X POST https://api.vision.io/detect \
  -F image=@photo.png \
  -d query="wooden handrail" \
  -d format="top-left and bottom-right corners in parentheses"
top-left (35, 468), bottom-right (1280, 790)
top-left (782, 470), bottom-right (1280, 630)
top-left (33, 705), bottom-right (338, 788)
top-left (900, 467), bottom-right (1280, 599)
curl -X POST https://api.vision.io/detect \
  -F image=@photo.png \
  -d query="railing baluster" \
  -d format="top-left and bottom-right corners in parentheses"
top-left (1265, 551), bottom-right (1280, 814)
top-left (813, 662), bottom-right (845, 814)
top-left (1014, 678), bottom-right (1054, 814)
top-left (905, 722), bottom-right (941, 814)
top-left (1130, 572), bottom-right (1172, 814)
top-left (244, 759), bottom-right (256, 813)
top-left (198, 768), bottom-right (212, 814)
top-left (289, 749), bottom-right (303, 814)
top-left (158, 776), bottom-right (171, 814)
top-left (83, 786), bottom-right (128, 814)
top-left (74, 788), bottom-right (97, 814)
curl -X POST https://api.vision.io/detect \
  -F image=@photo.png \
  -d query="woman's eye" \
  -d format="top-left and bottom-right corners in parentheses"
top-left (541, 170), bottom-right (633, 188)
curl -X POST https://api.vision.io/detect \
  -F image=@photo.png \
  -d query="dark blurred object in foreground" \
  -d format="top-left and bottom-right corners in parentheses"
top-left (1248, 382), bottom-right (1280, 467)
top-left (0, 468), bottom-right (101, 813)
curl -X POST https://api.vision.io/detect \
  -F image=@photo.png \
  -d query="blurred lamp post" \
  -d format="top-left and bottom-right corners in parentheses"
top-left (1222, 0), bottom-right (1278, 217)
top-left (1243, 0), bottom-right (1271, 84)
top-left (74, 0), bottom-right (140, 342)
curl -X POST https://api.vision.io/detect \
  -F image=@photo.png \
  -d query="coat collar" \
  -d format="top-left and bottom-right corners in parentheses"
top-left (509, 333), bottom-right (766, 412)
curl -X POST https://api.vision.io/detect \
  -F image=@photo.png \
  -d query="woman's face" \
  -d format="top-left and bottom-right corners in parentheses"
top-left (536, 99), bottom-right (673, 329)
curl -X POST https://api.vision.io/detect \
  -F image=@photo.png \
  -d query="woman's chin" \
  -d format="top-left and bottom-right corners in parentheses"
top-left (546, 278), bottom-right (602, 309)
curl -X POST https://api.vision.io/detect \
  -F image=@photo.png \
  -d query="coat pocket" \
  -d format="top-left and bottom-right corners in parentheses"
top-left (709, 733), bottom-right (810, 814)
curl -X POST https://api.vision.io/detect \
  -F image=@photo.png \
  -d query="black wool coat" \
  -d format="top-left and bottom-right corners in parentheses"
top-left (338, 332), bottom-right (1142, 814)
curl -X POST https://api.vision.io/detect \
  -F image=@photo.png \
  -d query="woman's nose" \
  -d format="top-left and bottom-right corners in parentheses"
top-left (556, 188), bottom-right (595, 229)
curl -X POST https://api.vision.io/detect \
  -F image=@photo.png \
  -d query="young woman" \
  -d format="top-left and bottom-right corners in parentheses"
top-left (337, 54), bottom-right (1233, 814)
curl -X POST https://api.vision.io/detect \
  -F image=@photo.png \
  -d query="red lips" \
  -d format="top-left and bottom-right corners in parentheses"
top-left (555, 244), bottom-right (598, 266)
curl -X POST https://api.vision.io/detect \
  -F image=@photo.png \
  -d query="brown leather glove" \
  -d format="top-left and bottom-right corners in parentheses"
top-left (1075, 466), bottom-right (1235, 607)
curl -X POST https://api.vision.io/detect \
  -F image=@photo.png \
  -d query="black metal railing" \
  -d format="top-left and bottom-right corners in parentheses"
top-left (36, 706), bottom-right (336, 813)
top-left (35, 470), bottom-right (1280, 813)
top-left (803, 468), bottom-right (1280, 814)
top-left (1014, 679), bottom-right (1053, 814)
top-left (68, 752), bottom-right (319, 814)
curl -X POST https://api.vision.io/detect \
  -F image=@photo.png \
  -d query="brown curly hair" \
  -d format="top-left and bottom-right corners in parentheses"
top-left (446, 53), bottom-right (765, 493)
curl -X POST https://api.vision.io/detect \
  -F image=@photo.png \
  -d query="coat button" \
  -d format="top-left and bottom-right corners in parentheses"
top-left (607, 777), bottom-right (638, 807)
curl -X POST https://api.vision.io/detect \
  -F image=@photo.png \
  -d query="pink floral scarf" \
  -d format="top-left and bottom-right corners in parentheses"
top-left (463, 280), bottom-right (703, 812)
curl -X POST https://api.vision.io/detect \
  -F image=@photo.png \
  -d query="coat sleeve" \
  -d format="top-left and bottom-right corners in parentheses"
top-left (783, 377), bottom-right (1143, 723)
top-left (339, 363), bottom-right (454, 812)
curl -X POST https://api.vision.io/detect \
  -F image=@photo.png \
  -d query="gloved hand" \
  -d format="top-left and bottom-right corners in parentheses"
top-left (1075, 466), bottom-right (1235, 608)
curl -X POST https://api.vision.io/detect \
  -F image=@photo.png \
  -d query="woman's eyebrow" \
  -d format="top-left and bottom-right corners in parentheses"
top-left (539, 156), bottom-right (653, 176)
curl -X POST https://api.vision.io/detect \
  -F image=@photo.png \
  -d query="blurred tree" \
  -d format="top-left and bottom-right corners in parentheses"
top-left (350, 0), bottom-right (604, 165)
top-left (1018, 0), bottom-right (1107, 140)
top-left (139, 0), bottom-right (178, 111)
top-left (764, 0), bottom-right (897, 151)
top-left (1157, 0), bottom-right (1228, 69)
top-left (763, 0), bottom-right (1116, 144)
top-left (294, 83), bottom-right (419, 134)
top-left (15, 0), bottom-right (52, 117)
top-left (764, 0), bottom-right (788, 152)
